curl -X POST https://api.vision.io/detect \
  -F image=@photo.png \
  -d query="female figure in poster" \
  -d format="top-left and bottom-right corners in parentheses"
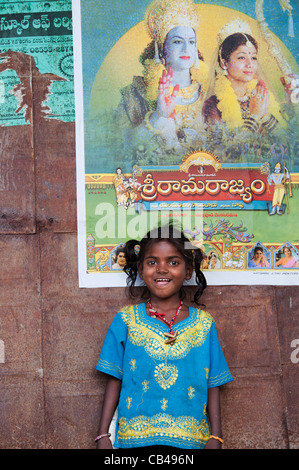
top-left (208, 251), bottom-right (221, 269)
top-left (276, 246), bottom-right (299, 268)
top-left (202, 20), bottom-right (287, 141)
top-left (248, 246), bottom-right (270, 268)
top-left (123, 0), bottom-right (209, 155)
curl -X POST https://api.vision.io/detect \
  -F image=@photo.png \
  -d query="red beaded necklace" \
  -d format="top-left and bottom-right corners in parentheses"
top-left (147, 298), bottom-right (183, 344)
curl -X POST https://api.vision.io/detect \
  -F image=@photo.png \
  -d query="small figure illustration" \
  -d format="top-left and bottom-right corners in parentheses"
top-left (111, 245), bottom-right (126, 270)
top-left (276, 245), bottom-right (299, 268)
top-left (267, 162), bottom-right (291, 215)
top-left (248, 245), bottom-right (270, 268)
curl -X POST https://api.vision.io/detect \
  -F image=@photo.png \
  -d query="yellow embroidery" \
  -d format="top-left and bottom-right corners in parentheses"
top-left (121, 305), bottom-right (213, 361)
top-left (203, 403), bottom-right (207, 415)
top-left (154, 363), bottom-right (178, 390)
top-left (126, 397), bottom-right (132, 409)
top-left (142, 380), bottom-right (149, 392)
top-left (130, 359), bottom-right (137, 371)
top-left (160, 398), bottom-right (168, 411)
top-left (188, 386), bottom-right (195, 399)
top-left (204, 368), bottom-right (209, 379)
top-left (118, 413), bottom-right (210, 444)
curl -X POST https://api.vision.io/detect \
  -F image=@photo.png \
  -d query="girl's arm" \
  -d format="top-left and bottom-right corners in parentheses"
top-left (205, 386), bottom-right (223, 449)
top-left (96, 376), bottom-right (122, 449)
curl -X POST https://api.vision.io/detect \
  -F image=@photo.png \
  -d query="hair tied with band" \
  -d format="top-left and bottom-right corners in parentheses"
top-left (134, 244), bottom-right (141, 256)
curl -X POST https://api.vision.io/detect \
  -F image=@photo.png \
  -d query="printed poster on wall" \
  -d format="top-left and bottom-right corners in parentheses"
top-left (0, 0), bottom-right (74, 126)
top-left (73, 0), bottom-right (299, 287)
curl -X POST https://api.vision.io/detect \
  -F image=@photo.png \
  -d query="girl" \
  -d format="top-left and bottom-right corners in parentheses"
top-left (95, 225), bottom-right (233, 449)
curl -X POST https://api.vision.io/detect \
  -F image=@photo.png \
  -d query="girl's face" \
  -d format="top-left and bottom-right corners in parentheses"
top-left (224, 44), bottom-right (258, 84)
top-left (138, 240), bottom-right (192, 302)
top-left (164, 26), bottom-right (197, 72)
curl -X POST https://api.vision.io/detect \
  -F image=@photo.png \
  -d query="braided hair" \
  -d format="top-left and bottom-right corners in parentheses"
top-left (123, 224), bottom-right (206, 304)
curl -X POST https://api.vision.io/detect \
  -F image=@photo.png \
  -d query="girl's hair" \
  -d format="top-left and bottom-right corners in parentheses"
top-left (123, 224), bottom-right (207, 304)
top-left (219, 32), bottom-right (258, 65)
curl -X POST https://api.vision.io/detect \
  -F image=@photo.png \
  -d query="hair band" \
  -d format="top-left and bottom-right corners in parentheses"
top-left (134, 244), bottom-right (141, 256)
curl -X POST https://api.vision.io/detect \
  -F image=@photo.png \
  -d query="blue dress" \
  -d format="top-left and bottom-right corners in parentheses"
top-left (96, 303), bottom-right (233, 449)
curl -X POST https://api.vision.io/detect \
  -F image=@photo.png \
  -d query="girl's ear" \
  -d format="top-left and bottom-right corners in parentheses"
top-left (185, 265), bottom-right (193, 281)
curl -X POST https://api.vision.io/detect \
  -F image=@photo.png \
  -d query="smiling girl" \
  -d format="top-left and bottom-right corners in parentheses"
top-left (95, 224), bottom-right (233, 450)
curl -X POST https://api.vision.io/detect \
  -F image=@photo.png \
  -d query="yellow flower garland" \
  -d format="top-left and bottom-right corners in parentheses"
top-left (214, 74), bottom-right (286, 130)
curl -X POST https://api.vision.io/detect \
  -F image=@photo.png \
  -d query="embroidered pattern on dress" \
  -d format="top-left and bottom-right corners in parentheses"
top-left (142, 380), bottom-right (149, 392)
top-left (126, 397), bottom-right (132, 409)
top-left (118, 413), bottom-right (210, 445)
top-left (160, 398), bottom-right (168, 411)
top-left (120, 305), bottom-right (213, 362)
top-left (208, 370), bottom-right (233, 387)
top-left (130, 359), bottom-right (137, 371)
top-left (154, 363), bottom-right (178, 390)
top-left (188, 386), bottom-right (195, 399)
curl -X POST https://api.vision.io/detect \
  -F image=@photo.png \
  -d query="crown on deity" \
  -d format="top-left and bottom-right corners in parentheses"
top-left (217, 19), bottom-right (254, 47)
top-left (144, 0), bottom-right (200, 47)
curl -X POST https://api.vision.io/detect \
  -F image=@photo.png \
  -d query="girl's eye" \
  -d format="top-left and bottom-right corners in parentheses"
top-left (169, 260), bottom-right (179, 266)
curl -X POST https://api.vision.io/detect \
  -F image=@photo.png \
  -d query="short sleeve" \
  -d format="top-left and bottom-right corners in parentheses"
top-left (207, 321), bottom-right (233, 388)
top-left (95, 311), bottom-right (127, 380)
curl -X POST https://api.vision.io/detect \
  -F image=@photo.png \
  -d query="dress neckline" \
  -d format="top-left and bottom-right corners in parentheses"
top-left (139, 302), bottom-right (196, 332)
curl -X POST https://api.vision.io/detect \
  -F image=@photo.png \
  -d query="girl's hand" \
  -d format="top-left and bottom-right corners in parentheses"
top-left (250, 80), bottom-right (269, 119)
top-left (156, 67), bottom-right (180, 119)
top-left (205, 438), bottom-right (222, 449)
top-left (96, 435), bottom-right (113, 449)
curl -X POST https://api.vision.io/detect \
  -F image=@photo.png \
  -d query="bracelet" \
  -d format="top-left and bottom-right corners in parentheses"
top-left (94, 433), bottom-right (111, 442)
top-left (209, 435), bottom-right (224, 444)
top-left (242, 116), bottom-right (259, 132)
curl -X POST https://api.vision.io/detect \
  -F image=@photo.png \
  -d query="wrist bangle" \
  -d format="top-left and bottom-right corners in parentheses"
top-left (209, 435), bottom-right (224, 444)
top-left (94, 433), bottom-right (111, 442)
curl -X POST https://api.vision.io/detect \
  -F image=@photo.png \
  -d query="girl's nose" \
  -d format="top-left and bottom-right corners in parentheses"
top-left (156, 262), bottom-right (168, 273)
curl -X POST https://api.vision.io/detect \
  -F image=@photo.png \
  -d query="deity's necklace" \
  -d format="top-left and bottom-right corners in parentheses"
top-left (147, 298), bottom-right (183, 345)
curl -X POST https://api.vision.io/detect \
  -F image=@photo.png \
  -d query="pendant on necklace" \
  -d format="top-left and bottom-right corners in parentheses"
top-left (164, 330), bottom-right (178, 345)
top-left (147, 298), bottom-right (182, 345)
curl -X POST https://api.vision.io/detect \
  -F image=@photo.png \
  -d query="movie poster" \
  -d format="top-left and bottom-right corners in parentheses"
top-left (73, 0), bottom-right (299, 287)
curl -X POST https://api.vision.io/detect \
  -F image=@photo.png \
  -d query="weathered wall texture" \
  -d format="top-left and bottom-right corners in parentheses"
top-left (0, 121), bottom-right (298, 449)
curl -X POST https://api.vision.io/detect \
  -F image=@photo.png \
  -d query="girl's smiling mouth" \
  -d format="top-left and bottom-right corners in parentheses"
top-left (155, 278), bottom-right (171, 286)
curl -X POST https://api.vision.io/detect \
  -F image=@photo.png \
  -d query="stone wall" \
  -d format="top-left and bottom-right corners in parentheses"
top-left (0, 122), bottom-right (298, 449)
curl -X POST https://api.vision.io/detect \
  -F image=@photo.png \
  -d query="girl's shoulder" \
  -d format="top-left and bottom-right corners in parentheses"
top-left (115, 302), bottom-right (144, 322)
top-left (188, 306), bottom-right (215, 326)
